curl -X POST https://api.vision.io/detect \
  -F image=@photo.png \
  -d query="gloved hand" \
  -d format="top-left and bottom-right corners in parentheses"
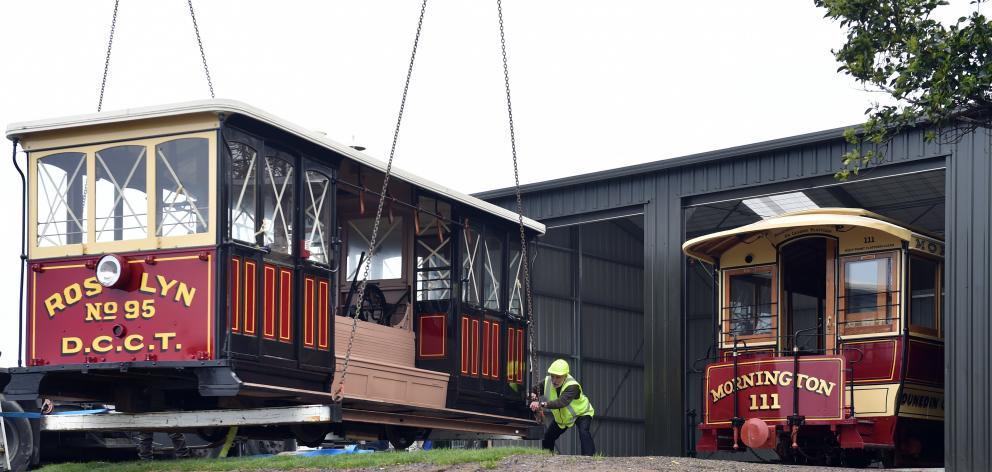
top-left (529, 401), bottom-right (541, 412)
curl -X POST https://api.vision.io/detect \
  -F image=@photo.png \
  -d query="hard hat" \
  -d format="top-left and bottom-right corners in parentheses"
top-left (548, 359), bottom-right (570, 376)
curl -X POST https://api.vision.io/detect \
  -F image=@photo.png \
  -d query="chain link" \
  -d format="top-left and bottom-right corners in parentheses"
top-left (187, 0), bottom-right (215, 99)
top-left (497, 0), bottom-right (537, 388)
top-left (97, 0), bottom-right (120, 112)
top-left (335, 0), bottom-right (429, 402)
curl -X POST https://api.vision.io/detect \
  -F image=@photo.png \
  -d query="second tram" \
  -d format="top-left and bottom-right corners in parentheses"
top-left (684, 208), bottom-right (944, 467)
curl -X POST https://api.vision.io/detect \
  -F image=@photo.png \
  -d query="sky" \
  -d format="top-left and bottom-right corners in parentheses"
top-left (0, 0), bottom-right (976, 366)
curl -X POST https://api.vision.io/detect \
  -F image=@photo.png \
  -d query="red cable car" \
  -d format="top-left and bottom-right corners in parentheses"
top-left (684, 208), bottom-right (944, 467)
top-left (4, 100), bottom-right (544, 444)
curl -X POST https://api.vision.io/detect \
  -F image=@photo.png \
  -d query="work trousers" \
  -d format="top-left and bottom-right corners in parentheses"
top-left (137, 432), bottom-right (191, 460)
top-left (541, 415), bottom-right (595, 456)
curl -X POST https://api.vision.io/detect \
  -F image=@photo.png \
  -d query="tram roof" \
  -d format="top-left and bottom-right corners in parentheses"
top-left (682, 208), bottom-right (938, 264)
top-left (5, 99), bottom-right (544, 234)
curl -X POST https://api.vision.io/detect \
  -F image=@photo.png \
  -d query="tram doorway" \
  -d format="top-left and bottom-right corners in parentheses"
top-left (779, 237), bottom-right (832, 353)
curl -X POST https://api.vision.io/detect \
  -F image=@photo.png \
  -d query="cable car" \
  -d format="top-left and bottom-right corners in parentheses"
top-left (3, 99), bottom-right (543, 444)
top-left (684, 208), bottom-right (944, 467)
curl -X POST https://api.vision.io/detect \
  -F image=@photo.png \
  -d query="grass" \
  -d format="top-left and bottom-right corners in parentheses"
top-left (37, 446), bottom-right (547, 472)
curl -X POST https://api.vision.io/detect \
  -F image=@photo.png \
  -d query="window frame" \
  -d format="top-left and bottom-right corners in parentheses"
top-left (908, 253), bottom-right (942, 338)
top-left (29, 131), bottom-right (217, 259)
top-left (838, 251), bottom-right (901, 337)
top-left (721, 264), bottom-right (778, 347)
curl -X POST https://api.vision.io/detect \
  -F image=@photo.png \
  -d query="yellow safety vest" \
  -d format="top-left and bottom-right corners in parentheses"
top-left (545, 375), bottom-right (594, 428)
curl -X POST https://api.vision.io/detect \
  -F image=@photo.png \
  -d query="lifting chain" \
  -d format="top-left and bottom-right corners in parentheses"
top-left (97, 0), bottom-right (215, 112)
top-left (186, 0), bottom-right (215, 99)
top-left (97, 0), bottom-right (120, 112)
top-left (334, 0), bottom-right (429, 403)
top-left (497, 0), bottom-right (538, 390)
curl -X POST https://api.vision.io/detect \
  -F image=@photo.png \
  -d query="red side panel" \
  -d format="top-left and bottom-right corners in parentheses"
top-left (516, 328), bottom-right (524, 383)
top-left (303, 277), bottom-right (315, 348)
top-left (506, 328), bottom-right (516, 379)
top-left (417, 314), bottom-right (446, 359)
top-left (905, 338), bottom-right (944, 386)
top-left (278, 268), bottom-right (292, 343)
top-left (317, 280), bottom-right (329, 350)
top-left (471, 319), bottom-right (480, 376)
top-left (244, 261), bottom-right (257, 336)
top-left (482, 320), bottom-right (491, 377)
top-left (28, 249), bottom-right (214, 366)
top-left (491, 321), bottom-right (500, 380)
top-left (230, 257), bottom-right (241, 333)
top-left (460, 316), bottom-right (470, 374)
top-left (843, 339), bottom-right (900, 383)
top-left (263, 265), bottom-right (276, 339)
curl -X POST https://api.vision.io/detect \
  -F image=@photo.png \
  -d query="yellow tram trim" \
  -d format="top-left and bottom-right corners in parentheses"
top-left (683, 208), bottom-right (915, 264)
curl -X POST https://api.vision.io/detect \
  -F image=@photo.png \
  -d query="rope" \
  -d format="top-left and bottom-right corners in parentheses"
top-left (97, 0), bottom-right (120, 112)
top-left (496, 0), bottom-right (537, 388)
top-left (187, 0), bottom-right (215, 99)
top-left (334, 0), bottom-right (428, 402)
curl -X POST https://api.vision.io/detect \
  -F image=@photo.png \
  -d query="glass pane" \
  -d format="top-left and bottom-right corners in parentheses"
top-left (845, 258), bottom-right (893, 323)
top-left (461, 223), bottom-right (483, 305)
top-left (346, 217), bottom-right (404, 280)
top-left (415, 197), bottom-right (452, 301)
top-left (727, 271), bottom-right (773, 336)
top-left (36, 152), bottom-right (88, 246)
top-left (508, 239), bottom-right (524, 315)
top-left (156, 138), bottom-right (209, 236)
top-left (910, 256), bottom-right (938, 330)
top-left (262, 154), bottom-right (294, 254)
top-left (95, 145), bottom-right (147, 241)
top-left (304, 170), bottom-right (332, 264)
top-left (483, 229), bottom-right (504, 310)
top-left (228, 142), bottom-right (258, 243)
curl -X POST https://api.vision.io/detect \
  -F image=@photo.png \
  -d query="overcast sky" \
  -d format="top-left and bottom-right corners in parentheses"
top-left (0, 1), bottom-right (976, 366)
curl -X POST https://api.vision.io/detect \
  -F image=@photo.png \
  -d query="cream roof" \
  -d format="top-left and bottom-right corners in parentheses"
top-left (5, 99), bottom-right (545, 234)
top-left (682, 208), bottom-right (922, 263)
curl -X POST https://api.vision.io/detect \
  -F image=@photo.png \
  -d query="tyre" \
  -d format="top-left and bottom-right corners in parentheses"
top-left (1, 399), bottom-right (34, 472)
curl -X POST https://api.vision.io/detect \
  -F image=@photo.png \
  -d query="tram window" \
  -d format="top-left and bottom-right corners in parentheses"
top-left (346, 216), bottom-right (404, 280)
top-left (36, 152), bottom-right (88, 246)
top-left (840, 253), bottom-right (897, 334)
top-left (508, 239), bottom-right (524, 316)
top-left (724, 267), bottom-right (775, 340)
top-left (95, 145), bottom-right (147, 242)
top-left (415, 197), bottom-right (452, 301)
top-left (909, 255), bottom-right (939, 334)
top-left (303, 171), bottom-right (332, 264)
top-left (155, 139), bottom-right (209, 237)
top-left (228, 142), bottom-right (258, 243)
top-left (262, 154), bottom-right (294, 254)
top-left (461, 222), bottom-right (484, 306)
top-left (483, 229), bottom-right (504, 311)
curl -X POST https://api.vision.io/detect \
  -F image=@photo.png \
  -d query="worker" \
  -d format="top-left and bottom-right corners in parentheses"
top-left (529, 359), bottom-right (596, 456)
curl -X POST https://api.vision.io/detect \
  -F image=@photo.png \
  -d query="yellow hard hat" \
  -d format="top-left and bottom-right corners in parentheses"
top-left (548, 359), bottom-right (570, 376)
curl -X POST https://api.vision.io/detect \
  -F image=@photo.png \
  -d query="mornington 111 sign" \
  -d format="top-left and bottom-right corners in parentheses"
top-left (704, 356), bottom-right (845, 425)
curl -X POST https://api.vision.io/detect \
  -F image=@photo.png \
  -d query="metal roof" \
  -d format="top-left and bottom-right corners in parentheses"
top-left (5, 99), bottom-right (544, 234)
top-left (474, 125), bottom-right (853, 200)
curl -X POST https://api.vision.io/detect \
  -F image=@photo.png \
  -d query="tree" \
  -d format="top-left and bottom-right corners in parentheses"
top-left (815, 0), bottom-right (992, 179)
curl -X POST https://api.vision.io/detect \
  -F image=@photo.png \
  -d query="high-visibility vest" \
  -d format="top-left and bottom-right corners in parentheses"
top-left (544, 375), bottom-right (594, 428)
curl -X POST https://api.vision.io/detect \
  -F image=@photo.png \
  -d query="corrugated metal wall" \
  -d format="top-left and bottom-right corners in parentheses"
top-left (481, 123), bottom-right (988, 469)
top-left (945, 127), bottom-right (992, 471)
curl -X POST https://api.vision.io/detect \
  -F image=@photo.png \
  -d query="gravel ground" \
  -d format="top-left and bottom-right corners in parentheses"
top-left (331, 454), bottom-right (942, 472)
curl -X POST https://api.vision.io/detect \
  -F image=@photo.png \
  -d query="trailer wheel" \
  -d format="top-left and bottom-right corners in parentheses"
top-left (1, 399), bottom-right (33, 472)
